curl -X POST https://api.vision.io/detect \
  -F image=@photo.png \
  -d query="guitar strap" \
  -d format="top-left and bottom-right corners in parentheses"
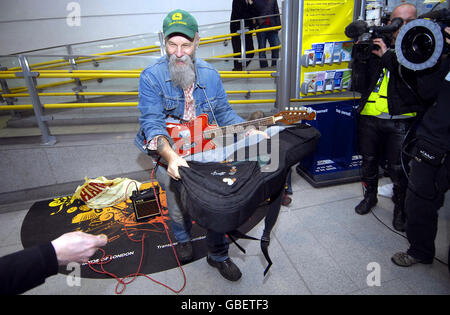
top-left (200, 86), bottom-right (220, 127)
top-left (226, 188), bottom-right (283, 276)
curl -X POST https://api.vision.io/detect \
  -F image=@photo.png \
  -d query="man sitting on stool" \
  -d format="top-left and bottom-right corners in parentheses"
top-left (135, 9), bottom-right (267, 281)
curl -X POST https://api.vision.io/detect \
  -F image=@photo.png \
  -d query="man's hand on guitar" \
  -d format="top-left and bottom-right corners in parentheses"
top-left (245, 129), bottom-right (270, 139)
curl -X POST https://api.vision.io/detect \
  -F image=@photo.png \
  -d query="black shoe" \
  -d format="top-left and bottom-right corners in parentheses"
top-left (207, 257), bottom-right (242, 281)
top-left (175, 241), bottom-right (193, 264)
top-left (355, 194), bottom-right (377, 215)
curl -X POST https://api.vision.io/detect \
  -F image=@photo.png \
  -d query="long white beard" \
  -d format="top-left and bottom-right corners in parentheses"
top-left (168, 54), bottom-right (196, 90)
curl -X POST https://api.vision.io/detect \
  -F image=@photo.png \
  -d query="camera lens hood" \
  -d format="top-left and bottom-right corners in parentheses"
top-left (395, 19), bottom-right (444, 70)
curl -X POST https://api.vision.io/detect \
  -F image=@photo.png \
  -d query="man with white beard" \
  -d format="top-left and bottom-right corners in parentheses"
top-left (135, 9), bottom-right (265, 281)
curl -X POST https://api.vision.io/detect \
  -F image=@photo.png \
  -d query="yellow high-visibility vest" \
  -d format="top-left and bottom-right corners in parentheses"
top-left (361, 68), bottom-right (416, 117)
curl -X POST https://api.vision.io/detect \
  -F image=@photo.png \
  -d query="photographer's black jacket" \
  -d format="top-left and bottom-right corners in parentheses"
top-left (415, 55), bottom-right (450, 151)
top-left (0, 243), bottom-right (58, 295)
top-left (351, 49), bottom-right (434, 115)
top-left (417, 79), bottom-right (450, 151)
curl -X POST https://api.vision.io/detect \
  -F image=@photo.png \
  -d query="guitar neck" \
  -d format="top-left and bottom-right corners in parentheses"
top-left (203, 116), bottom-right (275, 138)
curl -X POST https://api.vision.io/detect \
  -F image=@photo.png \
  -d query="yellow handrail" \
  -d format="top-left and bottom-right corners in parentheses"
top-left (5, 34), bottom-right (236, 71)
top-left (0, 72), bottom-right (273, 79)
top-left (206, 45), bottom-right (281, 59)
top-left (291, 96), bottom-right (360, 102)
top-left (247, 25), bottom-right (281, 34)
top-left (1, 78), bottom-right (98, 94)
top-left (5, 45), bottom-right (161, 71)
top-left (0, 99), bottom-right (272, 110)
top-left (0, 69), bottom-right (275, 75)
top-left (1, 92), bottom-right (138, 97)
top-left (0, 70), bottom-right (275, 94)
top-left (0, 105), bottom-right (34, 110)
top-left (1, 89), bottom-right (277, 98)
top-left (0, 96), bottom-right (361, 111)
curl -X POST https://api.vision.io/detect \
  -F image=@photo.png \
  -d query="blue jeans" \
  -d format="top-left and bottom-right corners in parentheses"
top-left (285, 168), bottom-right (292, 194)
top-left (155, 163), bottom-right (229, 262)
top-left (256, 27), bottom-right (280, 68)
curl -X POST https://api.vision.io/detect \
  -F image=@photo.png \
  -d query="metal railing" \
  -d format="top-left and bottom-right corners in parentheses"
top-left (0, 11), bottom-right (359, 145)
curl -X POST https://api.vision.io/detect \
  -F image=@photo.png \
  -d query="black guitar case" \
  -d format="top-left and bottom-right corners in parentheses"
top-left (175, 124), bottom-right (320, 275)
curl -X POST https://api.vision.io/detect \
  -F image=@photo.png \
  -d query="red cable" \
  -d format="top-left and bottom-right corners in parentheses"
top-left (87, 168), bottom-right (187, 294)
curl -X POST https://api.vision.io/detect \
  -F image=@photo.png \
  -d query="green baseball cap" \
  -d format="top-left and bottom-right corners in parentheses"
top-left (163, 9), bottom-right (198, 39)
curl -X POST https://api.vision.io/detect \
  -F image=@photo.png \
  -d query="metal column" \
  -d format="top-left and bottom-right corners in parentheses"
top-left (18, 55), bottom-right (56, 145)
top-left (66, 45), bottom-right (86, 103)
top-left (158, 31), bottom-right (165, 56)
top-left (239, 19), bottom-right (248, 71)
top-left (276, 0), bottom-right (294, 111)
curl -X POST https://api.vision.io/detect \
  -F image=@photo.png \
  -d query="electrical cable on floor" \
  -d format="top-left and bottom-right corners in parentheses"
top-left (87, 168), bottom-right (187, 294)
top-left (371, 206), bottom-right (448, 267)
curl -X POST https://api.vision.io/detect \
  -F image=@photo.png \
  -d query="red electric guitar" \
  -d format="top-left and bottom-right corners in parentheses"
top-left (166, 107), bottom-right (316, 157)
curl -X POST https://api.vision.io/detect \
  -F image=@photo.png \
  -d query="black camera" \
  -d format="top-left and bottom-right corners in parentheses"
top-left (130, 185), bottom-right (161, 221)
top-left (345, 17), bottom-right (404, 60)
top-left (395, 8), bottom-right (449, 70)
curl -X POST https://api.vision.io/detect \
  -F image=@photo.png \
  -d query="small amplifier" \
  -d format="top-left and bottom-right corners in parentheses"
top-left (130, 185), bottom-right (161, 222)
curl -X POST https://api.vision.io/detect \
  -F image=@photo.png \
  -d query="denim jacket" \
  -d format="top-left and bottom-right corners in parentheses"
top-left (134, 56), bottom-right (245, 153)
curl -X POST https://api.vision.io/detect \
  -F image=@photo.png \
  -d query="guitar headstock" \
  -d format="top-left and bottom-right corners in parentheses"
top-left (274, 106), bottom-right (316, 125)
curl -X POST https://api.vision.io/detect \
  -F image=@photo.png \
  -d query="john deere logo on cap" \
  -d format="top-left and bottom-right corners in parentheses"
top-left (172, 12), bottom-right (182, 21)
top-left (169, 12), bottom-right (187, 27)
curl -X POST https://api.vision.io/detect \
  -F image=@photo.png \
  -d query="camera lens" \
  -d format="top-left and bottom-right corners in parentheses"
top-left (396, 18), bottom-right (444, 70)
top-left (401, 26), bottom-right (436, 63)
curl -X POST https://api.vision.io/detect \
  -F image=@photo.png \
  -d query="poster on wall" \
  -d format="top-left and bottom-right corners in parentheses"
top-left (296, 0), bottom-right (357, 97)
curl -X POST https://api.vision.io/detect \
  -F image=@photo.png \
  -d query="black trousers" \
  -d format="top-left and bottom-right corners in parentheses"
top-left (357, 115), bottom-right (415, 195)
top-left (230, 26), bottom-right (255, 70)
top-left (406, 156), bottom-right (449, 262)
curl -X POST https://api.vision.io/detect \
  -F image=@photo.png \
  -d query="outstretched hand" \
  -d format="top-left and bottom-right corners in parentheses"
top-left (51, 231), bottom-right (108, 266)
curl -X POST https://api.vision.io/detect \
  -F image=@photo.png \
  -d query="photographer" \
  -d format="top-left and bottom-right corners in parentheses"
top-left (351, 3), bottom-right (431, 232)
top-left (0, 231), bottom-right (107, 295)
top-left (392, 27), bottom-right (450, 268)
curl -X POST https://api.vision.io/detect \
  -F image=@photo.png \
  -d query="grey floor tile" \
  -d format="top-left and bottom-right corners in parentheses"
top-left (1, 164), bottom-right (449, 295)
top-left (292, 254), bottom-right (360, 295)
top-left (0, 209), bottom-right (28, 247)
top-left (349, 278), bottom-right (416, 295)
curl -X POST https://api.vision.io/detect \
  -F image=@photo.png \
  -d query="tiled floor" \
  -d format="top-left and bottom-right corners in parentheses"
top-left (1, 166), bottom-right (449, 295)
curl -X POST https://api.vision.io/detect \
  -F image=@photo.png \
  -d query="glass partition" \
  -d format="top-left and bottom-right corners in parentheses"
top-left (0, 15), bottom-right (280, 142)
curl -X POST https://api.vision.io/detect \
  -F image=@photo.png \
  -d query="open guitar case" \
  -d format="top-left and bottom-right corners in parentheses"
top-left (174, 124), bottom-right (321, 276)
